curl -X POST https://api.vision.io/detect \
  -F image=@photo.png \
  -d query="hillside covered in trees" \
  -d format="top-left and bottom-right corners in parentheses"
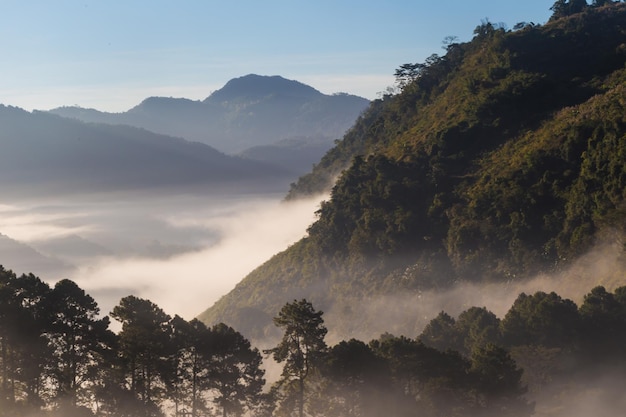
top-left (201, 2), bottom-right (626, 339)
top-left (3, 265), bottom-right (626, 416)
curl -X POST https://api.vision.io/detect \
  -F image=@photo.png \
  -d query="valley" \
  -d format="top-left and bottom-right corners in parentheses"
top-left (2, 2), bottom-right (626, 416)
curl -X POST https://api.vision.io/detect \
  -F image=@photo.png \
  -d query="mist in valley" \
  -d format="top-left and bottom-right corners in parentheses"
top-left (0, 190), bottom-right (325, 321)
top-left (3, 188), bottom-right (626, 417)
top-left (326, 234), bottom-right (626, 344)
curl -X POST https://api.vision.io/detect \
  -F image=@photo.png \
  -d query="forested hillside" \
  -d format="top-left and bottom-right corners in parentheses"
top-left (0, 266), bottom-right (626, 417)
top-left (201, 3), bottom-right (626, 339)
top-left (3, 266), bottom-right (626, 416)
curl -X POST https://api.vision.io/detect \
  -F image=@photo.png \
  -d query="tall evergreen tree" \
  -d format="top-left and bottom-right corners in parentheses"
top-left (111, 296), bottom-right (172, 417)
top-left (319, 339), bottom-right (390, 417)
top-left (578, 286), bottom-right (626, 357)
top-left (46, 279), bottom-right (113, 412)
top-left (0, 271), bottom-right (52, 415)
top-left (469, 344), bottom-right (533, 416)
top-left (209, 323), bottom-right (265, 417)
top-left (264, 299), bottom-right (327, 417)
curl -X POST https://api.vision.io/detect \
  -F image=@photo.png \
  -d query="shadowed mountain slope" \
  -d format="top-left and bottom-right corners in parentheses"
top-left (0, 106), bottom-right (290, 197)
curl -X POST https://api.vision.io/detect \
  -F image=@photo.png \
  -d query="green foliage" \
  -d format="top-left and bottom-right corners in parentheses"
top-left (469, 344), bottom-right (532, 416)
top-left (307, 154), bottom-right (438, 258)
top-left (4, 271), bottom-right (626, 417)
top-left (550, 0), bottom-right (589, 20)
top-left (500, 291), bottom-right (580, 348)
top-left (0, 272), bottom-right (267, 417)
top-left (0, 268), bottom-right (52, 415)
top-left (110, 296), bottom-right (172, 415)
top-left (578, 285), bottom-right (626, 356)
top-left (208, 323), bottom-right (265, 417)
top-left (264, 299), bottom-right (327, 417)
top-left (205, 3), bottom-right (626, 340)
top-left (420, 307), bottom-right (502, 356)
top-left (419, 311), bottom-right (460, 352)
top-left (316, 339), bottom-right (389, 417)
top-left (47, 279), bottom-right (113, 409)
top-left (369, 335), bottom-right (474, 417)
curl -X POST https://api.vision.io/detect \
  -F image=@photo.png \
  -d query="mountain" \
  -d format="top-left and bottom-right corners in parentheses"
top-left (49, 75), bottom-right (370, 156)
top-left (237, 135), bottom-right (335, 175)
top-left (29, 234), bottom-right (113, 263)
top-left (0, 233), bottom-right (72, 279)
top-left (199, 4), bottom-right (626, 340)
top-left (0, 105), bottom-right (290, 197)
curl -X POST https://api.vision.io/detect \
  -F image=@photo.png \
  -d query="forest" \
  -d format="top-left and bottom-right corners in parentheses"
top-left (4, 2), bottom-right (626, 417)
top-left (2, 265), bottom-right (626, 417)
top-left (203, 1), bottom-right (626, 339)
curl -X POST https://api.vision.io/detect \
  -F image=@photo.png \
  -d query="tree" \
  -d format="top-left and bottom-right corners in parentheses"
top-left (469, 344), bottom-right (533, 416)
top-left (111, 296), bottom-right (173, 416)
top-left (473, 18), bottom-right (496, 38)
top-left (46, 279), bottom-right (114, 412)
top-left (500, 292), bottom-right (580, 349)
top-left (455, 307), bottom-right (501, 356)
top-left (370, 334), bottom-right (472, 417)
top-left (209, 323), bottom-right (265, 417)
top-left (264, 299), bottom-right (327, 417)
top-left (420, 308), bottom-right (501, 356)
top-left (169, 318), bottom-right (265, 417)
top-left (419, 311), bottom-right (461, 352)
top-left (578, 286), bottom-right (625, 356)
top-left (550, 0), bottom-right (589, 20)
top-left (394, 63), bottom-right (424, 89)
top-left (0, 267), bottom-right (19, 414)
top-left (0, 271), bottom-right (52, 415)
top-left (319, 339), bottom-right (389, 417)
top-left (169, 316), bottom-right (213, 417)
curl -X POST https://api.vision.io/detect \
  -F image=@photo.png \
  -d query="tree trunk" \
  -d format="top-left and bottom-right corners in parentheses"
top-left (1, 341), bottom-right (7, 402)
top-left (298, 378), bottom-right (304, 417)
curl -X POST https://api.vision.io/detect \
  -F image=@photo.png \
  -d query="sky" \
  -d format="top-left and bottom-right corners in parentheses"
top-left (0, 1), bottom-right (554, 112)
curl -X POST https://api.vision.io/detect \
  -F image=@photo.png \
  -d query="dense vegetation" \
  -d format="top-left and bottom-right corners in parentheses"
top-left (4, 265), bottom-right (626, 416)
top-left (203, 2), bottom-right (626, 338)
top-left (4, 3), bottom-right (626, 417)
top-left (0, 266), bottom-right (264, 417)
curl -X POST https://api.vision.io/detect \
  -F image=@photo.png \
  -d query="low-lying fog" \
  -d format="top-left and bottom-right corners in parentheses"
top-left (2, 186), bottom-right (625, 344)
top-left (0, 190), bottom-right (324, 321)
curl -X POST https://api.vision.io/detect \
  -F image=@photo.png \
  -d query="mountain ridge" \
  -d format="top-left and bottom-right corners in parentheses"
top-left (199, 3), bottom-right (626, 341)
top-left (205, 74), bottom-right (322, 102)
top-left (49, 74), bottom-right (370, 156)
top-left (0, 105), bottom-right (291, 198)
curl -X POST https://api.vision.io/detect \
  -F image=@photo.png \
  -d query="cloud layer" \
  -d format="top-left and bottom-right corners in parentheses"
top-left (0, 192), bottom-right (325, 322)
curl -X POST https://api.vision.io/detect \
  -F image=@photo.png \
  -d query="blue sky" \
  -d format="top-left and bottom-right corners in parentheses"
top-left (1, 1), bottom-right (554, 112)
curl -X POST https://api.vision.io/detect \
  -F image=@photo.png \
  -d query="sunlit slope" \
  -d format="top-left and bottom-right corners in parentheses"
top-left (200, 4), bottom-right (626, 339)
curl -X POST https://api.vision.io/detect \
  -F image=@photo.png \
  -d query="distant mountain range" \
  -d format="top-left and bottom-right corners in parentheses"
top-left (0, 105), bottom-right (290, 197)
top-left (0, 233), bottom-right (71, 279)
top-left (49, 74), bottom-right (370, 174)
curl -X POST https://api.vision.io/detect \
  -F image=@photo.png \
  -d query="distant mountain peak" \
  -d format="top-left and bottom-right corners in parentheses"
top-left (129, 96), bottom-right (201, 113)
top-left (47, 74), bottom-right (369, 154)
top-left (205, 74), bottom-right (322, 102)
